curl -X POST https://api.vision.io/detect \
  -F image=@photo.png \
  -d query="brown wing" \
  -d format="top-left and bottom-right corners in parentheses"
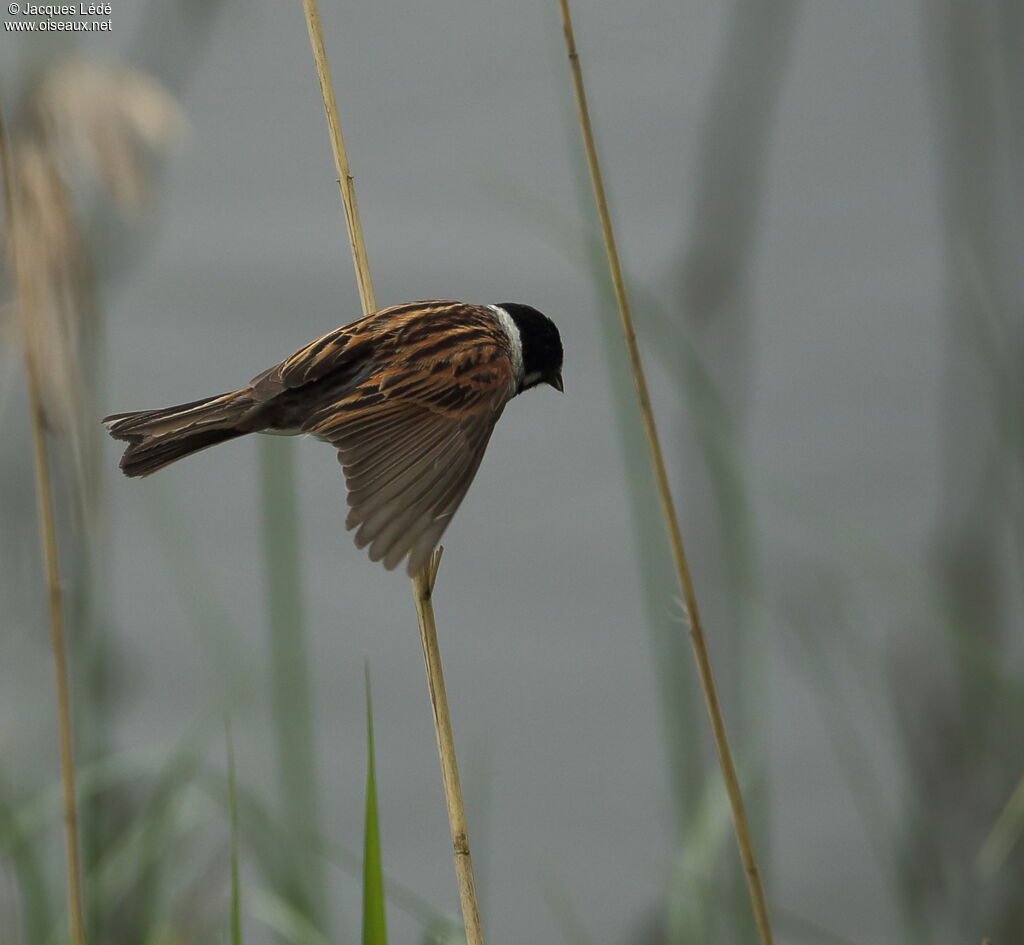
top-left (297, 302), bottom-right (516, 575)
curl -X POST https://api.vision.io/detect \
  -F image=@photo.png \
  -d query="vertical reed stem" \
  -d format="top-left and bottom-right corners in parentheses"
top-left (412, 552), bottom-right (483, 943)
top-left (555, 3), bottom-right (774, 943)
top-left (0, 109), bottom-right (87, 945)
top-left (298, 5), bottom-right (484, 942)
top-left (300, 0), bottom-right (375, 318)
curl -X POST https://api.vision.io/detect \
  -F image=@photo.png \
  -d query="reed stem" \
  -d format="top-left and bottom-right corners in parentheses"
top-left (298, 4), bottom-right (484, 942)
top-left (555, 3), bottom-right (774, 942)
top-left (300, 0), bottom-right (375, 319)
top-left (0, 107), bottom-right (87, 945)
top-left (412, 552), bottom-right (483, 943)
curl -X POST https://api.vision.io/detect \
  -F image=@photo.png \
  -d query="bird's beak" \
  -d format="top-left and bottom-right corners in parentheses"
top-left (548, 371), bottom-right (564, 393)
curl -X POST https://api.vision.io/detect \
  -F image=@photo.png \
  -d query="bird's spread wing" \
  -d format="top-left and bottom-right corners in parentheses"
top-left (296, 302), bottom-right (516, 576)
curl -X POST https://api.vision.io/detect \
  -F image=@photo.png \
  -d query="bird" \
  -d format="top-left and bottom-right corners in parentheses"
top-left (104, 300), bottom-right (563, 576)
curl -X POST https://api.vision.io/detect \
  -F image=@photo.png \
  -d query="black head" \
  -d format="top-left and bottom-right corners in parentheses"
top-left (498, 303), bottom-right (564, 394)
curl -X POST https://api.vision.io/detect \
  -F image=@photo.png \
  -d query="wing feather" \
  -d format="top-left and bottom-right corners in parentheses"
top-left (398, 426), bottom-right (494, 575)
top-left (351, 429), bottom-right (462, 531)
top-left (371, 431), bottom-right (485, 570)
top-left (345, 424), bottom-right (461, 512)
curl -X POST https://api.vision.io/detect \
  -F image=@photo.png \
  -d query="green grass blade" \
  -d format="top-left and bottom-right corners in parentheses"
top-left (362, 664), bottom-right (388, 945)
top-left (226, 718), bottom-right (243, 945)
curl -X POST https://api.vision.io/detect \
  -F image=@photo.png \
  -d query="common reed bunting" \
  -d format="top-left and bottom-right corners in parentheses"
top-left (104, 301), bottom-right (564, 575)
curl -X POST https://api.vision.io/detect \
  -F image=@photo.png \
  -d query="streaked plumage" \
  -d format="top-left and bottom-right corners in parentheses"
top-left (104, 300), bottom-right (563, 575)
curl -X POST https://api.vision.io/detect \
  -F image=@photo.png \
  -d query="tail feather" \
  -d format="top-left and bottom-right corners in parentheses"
top-left (104, 390), bottom-right (255, 477)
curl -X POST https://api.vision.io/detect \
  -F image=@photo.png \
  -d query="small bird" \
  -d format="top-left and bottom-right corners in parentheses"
top-left (104, 300), bottom-right (563, 575)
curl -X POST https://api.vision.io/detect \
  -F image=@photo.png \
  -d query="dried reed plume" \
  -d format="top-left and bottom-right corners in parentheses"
top-left (3, 61), bottom-right (184, 506)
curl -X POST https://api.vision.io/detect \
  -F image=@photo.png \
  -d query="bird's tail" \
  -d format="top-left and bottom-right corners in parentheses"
top-left (103, 389), bottom-right (256, 478)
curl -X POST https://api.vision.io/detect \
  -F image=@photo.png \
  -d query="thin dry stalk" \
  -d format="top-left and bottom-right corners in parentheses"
top-left (0, 109), bottom-right (87, 945)
top-left (298, 4), bottom-right (484, 943)
top-left (412, 550), bottom-right (483, 940)
top-left (555, 2), bottom-right (774, 943)
top-left (300, 0), bottom-right (375, 318)
top-left (4, 62), bottom-right (185, 517)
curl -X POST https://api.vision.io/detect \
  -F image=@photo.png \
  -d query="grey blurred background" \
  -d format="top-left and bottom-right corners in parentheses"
top-left (1, 1), bottom-right (1021, 944)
